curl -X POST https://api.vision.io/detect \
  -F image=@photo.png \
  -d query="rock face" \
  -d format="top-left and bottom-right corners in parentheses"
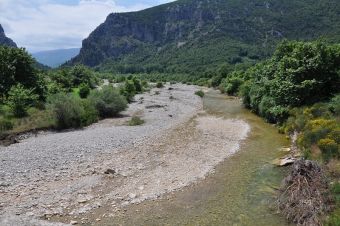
top-left (70, 0), bottom-right (340, 72)
top-left (0, 24), bottom-right (17, 48)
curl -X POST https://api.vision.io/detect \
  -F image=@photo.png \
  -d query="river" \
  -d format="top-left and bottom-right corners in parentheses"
top-left (100, 90), bottom-right (291, 226)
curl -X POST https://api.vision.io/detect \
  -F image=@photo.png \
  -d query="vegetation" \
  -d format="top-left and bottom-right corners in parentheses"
top-left (5, 84), bottom-right (38, 117)
top-left (0, 46), bottom-right (45, 99)
top-left (195, 90), bottom-right (205, 98)
top-left (89, 86), bottom-right (128, 118)
top-left (156, 82), bottom-right (164, 88)
top-left (48, 94), bottom-right (97, 130)
top-left (0, 46), bottom-right (146, 135)
top-left (128, 116), bottom-right (145, 126)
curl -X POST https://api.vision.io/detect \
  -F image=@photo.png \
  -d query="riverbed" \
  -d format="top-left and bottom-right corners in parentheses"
top-left (0, 87), bottom-right (291, 225)
top-left (95, 90), bottom-right (291, 226)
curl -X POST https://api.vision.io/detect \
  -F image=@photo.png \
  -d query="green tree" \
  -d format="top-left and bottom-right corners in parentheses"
top-left (6, 84), bottom-right (38, 117)
top-left (241, 41), bottom-right (340, 123)
top-left (70, 64), bottom-right (95, 87)
top-left (0, 46), bottom-right (44, 98)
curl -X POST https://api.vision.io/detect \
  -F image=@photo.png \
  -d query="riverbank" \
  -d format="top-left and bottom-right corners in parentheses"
top-left (0, 85), bottom-right (251, 225)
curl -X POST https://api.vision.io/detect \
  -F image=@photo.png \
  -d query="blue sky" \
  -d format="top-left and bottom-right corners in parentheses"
top-left (0, 0), bottom-right (174, 52)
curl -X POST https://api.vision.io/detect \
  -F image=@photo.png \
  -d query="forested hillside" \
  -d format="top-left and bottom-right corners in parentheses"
top-left (70, 0), bottom-right (340, 74)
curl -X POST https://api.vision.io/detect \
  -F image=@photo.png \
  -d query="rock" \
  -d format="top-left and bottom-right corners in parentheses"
top-left (273, 156), bottom-right (297, 166)
top-left (104, 169), bottom-right (116, 175)
top-left (279, 147), bottom-right (291, 153)
top-left (128, 193), bottom-right (137, 199)
top-left (70, 220), bottom-right (78, 225)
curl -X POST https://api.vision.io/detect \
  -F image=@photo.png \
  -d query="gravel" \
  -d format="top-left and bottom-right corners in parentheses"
top-left (0, 84), bottom-right (250, 225)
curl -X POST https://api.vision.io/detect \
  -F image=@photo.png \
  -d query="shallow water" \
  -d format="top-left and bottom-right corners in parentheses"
top-left (100, 90), bottom-right (291, 226)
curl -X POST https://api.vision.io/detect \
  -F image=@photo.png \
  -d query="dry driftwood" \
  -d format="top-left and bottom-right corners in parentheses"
top-left (277, 160), bottom-right (332, 226)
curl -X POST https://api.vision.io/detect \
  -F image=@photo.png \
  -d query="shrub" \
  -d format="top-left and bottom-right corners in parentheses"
top-left (48, 93), bottom-right (97, 130)
top-left (79, 83), bottom-right (90, 98)
top-left (81, 99), bottom-right (99, 125)
top-left (128, 116), bottom-right (145, 126)
top-left (89, 86), bottom-right (128, 118)
top-left (122, 80), bottom-right (136, 102)
top-left (318, 138), bottom-right (339, 161)
top-left (6, 84), bottom-right (38, 117)
top-left (195, 90), bottom-right (205, 98)
top-left (329, 94), bottom-right (340, 116)
top-left (133, 78), bottom-right (142, 93)
top-left (141, 80), bottom-right (149, 88)
top-left (156, 82), bottom-right (164, 88)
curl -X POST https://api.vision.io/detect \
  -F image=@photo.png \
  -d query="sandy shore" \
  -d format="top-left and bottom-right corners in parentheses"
top-left (0, 84), bottom-right (250, 225)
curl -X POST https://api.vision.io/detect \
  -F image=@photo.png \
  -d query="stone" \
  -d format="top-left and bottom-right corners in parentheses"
top-left (273, 156), bottom-right (297, 167)
top-left (104, 169), bottom-right (116, 175)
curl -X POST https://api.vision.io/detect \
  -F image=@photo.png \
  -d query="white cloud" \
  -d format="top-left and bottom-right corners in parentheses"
top-left (0, 0), bottom-right (151, 52)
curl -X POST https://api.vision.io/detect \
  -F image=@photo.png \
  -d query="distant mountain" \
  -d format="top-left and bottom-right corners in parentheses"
top-left (33, 48), bottom-right (80, 68)
top-left (0, 24), bottom-right (17, 48)
top-left (70, 0), bottom-right (340, 74)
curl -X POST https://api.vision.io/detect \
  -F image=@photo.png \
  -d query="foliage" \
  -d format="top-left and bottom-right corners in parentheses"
top-left (89, 86), bottom-right (127, 118)
top-left (70, 64), bottom-right (96, 87)
top-left (318, 138), bottom-right (338, 161)
top-left (121, 80), bottom-right (136, 102)
top-left (128, 116), bottom-right (145, 126)
top-left (79, 83), bottom-right (90, 99)
top-left (239, 41), bottom-right (340, 123)
top-left (48, 93), bottom-right (98, 130)
top-left (5, 84), bottom-right (38, 117)
top-left (156, 82), bottom-right (164, 88)
top-left (132, 77), bottom-right (142, 93)
top-left (0, 46), bottom-right (45, 98)
top-left (195, 90), bottom-right (205, 98)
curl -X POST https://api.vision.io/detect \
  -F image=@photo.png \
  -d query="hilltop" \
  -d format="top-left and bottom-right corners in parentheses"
top-left (70, 0), bottom-right (340, 74)
top-left (0, 24), bottom-right (17, 48)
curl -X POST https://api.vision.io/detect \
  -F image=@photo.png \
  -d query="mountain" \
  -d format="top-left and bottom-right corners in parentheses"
top-left (33, 48), bottom-right (80, 68)
top-left (0, 24), bottom-right (17, 48)
top-left (71, 0), bottom-right (340, 74)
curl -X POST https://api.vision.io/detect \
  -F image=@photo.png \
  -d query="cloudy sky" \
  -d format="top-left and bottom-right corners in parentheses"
top-left (0, 0), bottom-right (174, 52)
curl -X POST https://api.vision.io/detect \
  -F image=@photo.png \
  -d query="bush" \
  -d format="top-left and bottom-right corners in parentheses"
top-left (156, 82), bottom-right (164, 88)
top-left (329, 94), bottom-right (340, 116)
top-left (141, 80), bottom-right (149, 88)
top-left (122, 80), bottom-right (136, 102)
top-left (132, 78), bottom-right (142, 93)
top-left (48, 93), bottom-right (98, 130)
top-left (240, 41), bottom-right (340, 123)
top-left (6, 84), bottom-right (38, 117)
top-left (318, 138), bottom-right (339, 161)
top-left (89, 86), bottom-right (128, 118)
top-left (195, 90), bottom-right (205, 98)
top-left (79, 83), bottom-right (90, 98)
top-left (81, 99), bottom-right (99, 125)
top-left (128, 116), bottom-right (145, 126)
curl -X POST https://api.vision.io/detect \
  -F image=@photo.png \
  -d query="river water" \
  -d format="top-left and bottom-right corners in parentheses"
top-left (101, 90), bottom-right (291, 225)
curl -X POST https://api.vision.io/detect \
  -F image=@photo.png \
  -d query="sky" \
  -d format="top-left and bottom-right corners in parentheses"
top-left (0, 0), bottom-right (175, 53)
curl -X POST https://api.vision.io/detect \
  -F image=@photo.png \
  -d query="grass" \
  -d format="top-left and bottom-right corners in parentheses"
top-left (0, 107), bottom-right (55, 136)
top-left (128, 116), bottom-right (145, 126)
